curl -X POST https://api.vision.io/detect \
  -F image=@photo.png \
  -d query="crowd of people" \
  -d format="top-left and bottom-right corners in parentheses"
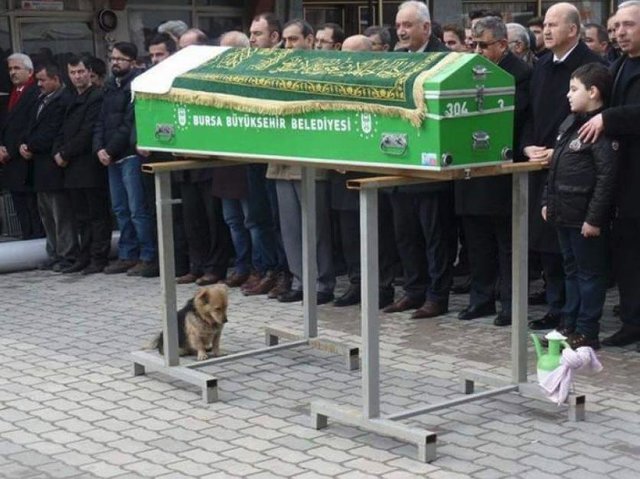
top-left (1, 0), bottom-right (639, 351)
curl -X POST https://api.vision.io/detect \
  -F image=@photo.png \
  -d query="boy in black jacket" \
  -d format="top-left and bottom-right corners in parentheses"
top-left (542, 63), bottom-right (618, 349)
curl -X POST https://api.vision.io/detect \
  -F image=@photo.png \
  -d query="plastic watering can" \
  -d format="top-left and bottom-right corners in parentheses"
top-left (531, 331), bottom-right (571, 382)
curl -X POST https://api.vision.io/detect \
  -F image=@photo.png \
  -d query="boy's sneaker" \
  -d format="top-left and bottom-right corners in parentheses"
top-left (104, 259), bottom-right (138, 274)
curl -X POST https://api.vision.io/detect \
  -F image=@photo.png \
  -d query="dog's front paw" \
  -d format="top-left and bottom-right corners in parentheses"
top-left (196, 351), bottom-right (209, 361)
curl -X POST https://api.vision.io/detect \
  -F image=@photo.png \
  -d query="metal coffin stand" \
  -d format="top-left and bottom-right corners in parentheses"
top-left (310, 165), bottom-right (585, 463)
top-left (131, 161), bottom-right (359, 404)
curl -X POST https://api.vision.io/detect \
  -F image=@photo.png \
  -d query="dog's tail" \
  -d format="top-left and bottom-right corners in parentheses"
top-left (143, 332), bottom-right (164, 353)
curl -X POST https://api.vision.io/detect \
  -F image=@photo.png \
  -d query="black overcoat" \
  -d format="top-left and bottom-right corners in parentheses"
top-left (24, 87), bottom-right (70, 191)
top-left (53, 85), bottom-right (106, 189)
top-left (602, 55), bottom-right (640, 218)
top-left (0, 83), bottom-right (39, 191)
top-left (521, 41), bottom-right (604, 252)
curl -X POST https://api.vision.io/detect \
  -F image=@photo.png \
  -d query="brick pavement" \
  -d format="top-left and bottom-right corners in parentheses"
top-left (0, 270), bottom-right (639, 478)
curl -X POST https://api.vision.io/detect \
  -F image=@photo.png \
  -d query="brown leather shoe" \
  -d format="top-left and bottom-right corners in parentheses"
top-left (243, 270), bottom-right (278, 296)
top-left (225, 271), bottom-right (250, 287)
top-left (176, 272), bottom-right (199, 284)
top-left (382, 295), bottom-right (422, 313)
top-left (240, 271), bottom-right (262, 290)
top-left (196, 273), bottom-right (221, 286)
top-left (267, 271), bottom-right (292, 299)
top-left (411, 301), bottom-right (448, 319)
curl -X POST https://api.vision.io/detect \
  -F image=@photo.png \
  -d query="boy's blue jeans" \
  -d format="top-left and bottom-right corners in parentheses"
top-left (556, 225), bottom-right (608, 339)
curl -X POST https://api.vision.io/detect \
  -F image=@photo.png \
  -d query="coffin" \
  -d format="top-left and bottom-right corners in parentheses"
top-left (133, 46), bottom-right (515, 171)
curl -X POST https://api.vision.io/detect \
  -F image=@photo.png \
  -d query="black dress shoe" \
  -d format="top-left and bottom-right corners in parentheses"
top-left (278, 290), bottom-right (303, 303)
top-left (62, 262), bottom-right (89, 274)
top-left (494, 314), bottom-right (512, 326)
top-left (458, 302), bottom-right (496, 320)
top-left (602, 324), bottom-right (640, 347)
top-left (528, 289), bottom-right (547, 305)
top-left (528, 312), bottom-right (561, 330)
top-left (379, 290), bottom-right (395, 310)
top-left (382, 295), bottom-right (422, 313)
top-left (334, 285), bottom-right (360, 307)
top-left (82, 263), bottom-right (105, 275)
top-left (317, 292), bottom-right (334, 305)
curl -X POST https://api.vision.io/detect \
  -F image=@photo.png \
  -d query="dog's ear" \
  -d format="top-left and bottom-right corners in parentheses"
top-left (196, 288), bottom-right (209, 304)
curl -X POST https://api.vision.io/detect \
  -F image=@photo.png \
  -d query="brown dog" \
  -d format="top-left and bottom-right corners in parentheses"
top-left (148, 285), bottom-right (228, 360)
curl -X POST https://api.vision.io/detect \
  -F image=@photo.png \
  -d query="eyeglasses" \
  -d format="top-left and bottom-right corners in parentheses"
top-left (469, 40), bottom-right (500, 50)
top-left (109, 57), bottom-right (132, 63)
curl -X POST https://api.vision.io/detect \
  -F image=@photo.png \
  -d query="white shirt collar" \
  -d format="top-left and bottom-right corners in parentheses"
top-left (553, 41), bottom-right (579, 63)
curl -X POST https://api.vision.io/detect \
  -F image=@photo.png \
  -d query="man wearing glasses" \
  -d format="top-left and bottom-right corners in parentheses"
top-left (94, 42), bottom-right (158, 277)
top-left (314, 23), bottom-right (344, 51)
top-left (455, 16), bottom-right (531, 327)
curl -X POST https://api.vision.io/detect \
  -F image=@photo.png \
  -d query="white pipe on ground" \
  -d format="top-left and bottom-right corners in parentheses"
top-left (0, 232), bottom-right (120, 274)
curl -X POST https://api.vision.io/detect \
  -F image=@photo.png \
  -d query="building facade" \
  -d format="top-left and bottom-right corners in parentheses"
top-left (0, 0), bottom-right (623, 63)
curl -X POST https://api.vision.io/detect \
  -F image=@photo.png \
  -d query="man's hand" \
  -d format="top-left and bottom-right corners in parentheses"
top-left (541, 206), bottom-right (547, 222)
top-left (19, 144), bottom-right (33, 160)
top-left (54, 152), bottom-right (68, 168)
top-left (578, 113), bottom-right (604, 144)
top-left (582, 222), bottom-right (601, 238)
top-left (524, 145), bottom-right (553, 163)
top-left (97, 149), bottom-right (111, 166)
top-left (136, 147), bottom-right (151, 158)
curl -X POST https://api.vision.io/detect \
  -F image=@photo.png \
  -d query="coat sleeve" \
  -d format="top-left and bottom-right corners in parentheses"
top-left (92, 100), bottom-right (106, 155)
top-left (602, 104), bottom-right (640, 137)
top-left (58, 93), bottom-right (103, 161)
top-left (103, 95), bottom-right (135, 159)
top-left (585, 137), bottom-right (618, 227)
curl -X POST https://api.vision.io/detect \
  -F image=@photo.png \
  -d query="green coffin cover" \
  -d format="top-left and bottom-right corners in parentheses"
top-left (138, 48), bottom-right (459, 127)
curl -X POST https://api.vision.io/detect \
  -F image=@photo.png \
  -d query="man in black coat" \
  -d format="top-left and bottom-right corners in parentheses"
top-left (383, 0), bottom-right (455, 319)
top-left (19, 64), bottom-right (76, 271)
top-left (579, 2), bottom-right (640, 347)
top-left (0, 53), bottom-right (43, 240)
top-left (53, 55), bottom-right (110, 274)
top-left (455, 16), bottom-right (532, 326)
top-left (521, 2), bottom-right (604, 330)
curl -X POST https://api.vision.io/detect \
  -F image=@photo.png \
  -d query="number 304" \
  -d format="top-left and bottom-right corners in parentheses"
top-left (445, 102), bottom-right (469, 116)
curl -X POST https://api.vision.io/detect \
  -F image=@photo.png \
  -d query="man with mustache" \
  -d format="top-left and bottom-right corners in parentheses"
top-left (383, 1), bottom-right (454, 319)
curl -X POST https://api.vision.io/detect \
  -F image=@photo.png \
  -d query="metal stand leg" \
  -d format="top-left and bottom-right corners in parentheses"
top-left (301, 167), bottom-right (318, 339)
top-left (361, 187), bottom-right (380, 419)
top-left (156, 171), bottom-right (179, 367)
top-left (512, 171), bottom-right (528, 384)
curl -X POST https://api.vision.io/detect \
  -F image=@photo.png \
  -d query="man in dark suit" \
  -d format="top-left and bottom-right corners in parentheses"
top-left (53, 55), bottom-right (110, 274)
top-left (0, 53), bottom-right (43, 241)
top-left (383, 0), bottom-right (455, 319)
top-left (579, 1), bottom-right (640, 347)
top-left (522, 2), bottom-right (604, 330)
top-left (20, 64), bottom-right (76, 271)
top-left (455, 16), bottom-right (532, 326)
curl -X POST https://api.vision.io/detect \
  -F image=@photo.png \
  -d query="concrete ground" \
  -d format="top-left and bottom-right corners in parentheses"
top-left (0, 268), bottom-right (639, 479)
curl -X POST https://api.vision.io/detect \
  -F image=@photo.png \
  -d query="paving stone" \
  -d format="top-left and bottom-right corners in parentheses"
top-left (79, 461), bottom-right (125, 478)
top-left (9, 450), bottom-right (54, 467)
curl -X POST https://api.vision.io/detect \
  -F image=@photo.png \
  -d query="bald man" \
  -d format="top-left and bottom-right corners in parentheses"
top-left (220, 31), bottom-right (250, 48)
top-left (341, 34), bottom-right (372, 52)
top-left (522, 2), bottom-right (604, 332)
